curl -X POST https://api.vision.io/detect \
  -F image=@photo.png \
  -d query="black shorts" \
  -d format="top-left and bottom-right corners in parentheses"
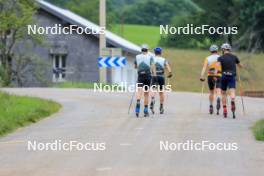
top-left (221, 75), bottom-right (236, 91)
top-left (152, 76), bottom-right (165, 90)
top-left (137, 74), bottom-right (151, 90)
top-left (207, 76), bottom-right (221, 90)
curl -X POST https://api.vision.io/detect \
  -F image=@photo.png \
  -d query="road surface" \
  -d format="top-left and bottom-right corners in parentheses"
top-left (0, 88), bottom-right (264, 176)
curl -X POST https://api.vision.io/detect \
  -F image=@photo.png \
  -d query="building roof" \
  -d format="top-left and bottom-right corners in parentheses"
top-left (38, 0), bottom-right (141, 54)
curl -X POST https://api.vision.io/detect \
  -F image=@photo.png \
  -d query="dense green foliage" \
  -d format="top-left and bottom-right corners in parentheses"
top-left (47, 0), bottom-right (120, 26)
top-left (47, 0), bottom-right (264, 51)
top-left (121, 0), bottom-right (200, 25)
top-left (47, 0), bottom-right (200, 27)
top-left (161, 0), bottom-right (264, 51)
top-left (0, 92), bottom-right (61, 136)
top-left (0, 0), bottom-right (46, 87)
top-left (66, 0), bottom-right (117, 26)
top-left (0, 0), bottom-right (37, 86)
top-left (48, 0), bottom-right (138, 7)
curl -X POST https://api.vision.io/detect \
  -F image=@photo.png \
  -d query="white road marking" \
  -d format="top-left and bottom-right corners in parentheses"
top-left (0, 140), bottom-right (25, 144)
top-left (96, 167), bottom-right (112, 171)
top-left (134, 127), bottom-right (144, 130)
top-left (119, 143), bottom-right (132, 146)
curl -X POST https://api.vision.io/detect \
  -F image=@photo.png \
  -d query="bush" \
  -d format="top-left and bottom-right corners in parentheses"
top-left (252, 119), bottom-right (264, 141)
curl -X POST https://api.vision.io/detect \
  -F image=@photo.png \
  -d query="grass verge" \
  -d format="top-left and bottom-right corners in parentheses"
top-left (252, 119), bottom-right (264, 141)
top-left (0, 91), bottom-right (61, 137)
top-left (52, 82), bottom-right (124, 91)
top-left (53, 82), bottom-right (95, 89)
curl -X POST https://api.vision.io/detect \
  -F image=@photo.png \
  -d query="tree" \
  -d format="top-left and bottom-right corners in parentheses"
top-left (162, 0), bottom-right (264, 51)
top-left (66, 0), bottom-right (117, 28)
top-left (122, 0), bottom-right (201, 25)
top-left (234, 0), bottom-right (264, 52)
top-left (0, 0), bottom-right (44, 86)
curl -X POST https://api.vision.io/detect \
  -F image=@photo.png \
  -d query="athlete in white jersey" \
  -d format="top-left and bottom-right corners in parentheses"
top-left (134, 44), bottom-right (155, 117)
top-left (150, 47), bottom-right (172, 114)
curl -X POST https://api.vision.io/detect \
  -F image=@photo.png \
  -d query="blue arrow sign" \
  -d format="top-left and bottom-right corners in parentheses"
top-left (98, 56), bottom-right (126, 68)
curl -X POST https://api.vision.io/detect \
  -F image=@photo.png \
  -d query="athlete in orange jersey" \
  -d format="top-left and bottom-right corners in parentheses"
top-left (200, 45), bottom-right (222, 115)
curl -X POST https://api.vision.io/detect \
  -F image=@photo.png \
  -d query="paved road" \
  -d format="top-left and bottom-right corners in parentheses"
top-left (0, 88), bottom-right (264, 176)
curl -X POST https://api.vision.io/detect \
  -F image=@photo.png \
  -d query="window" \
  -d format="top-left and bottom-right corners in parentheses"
top-left (52, 54), bottom-right (67, 82)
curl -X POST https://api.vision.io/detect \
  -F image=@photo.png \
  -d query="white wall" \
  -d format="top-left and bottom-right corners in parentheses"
top-left (112, 54), bottom-right (137, 86)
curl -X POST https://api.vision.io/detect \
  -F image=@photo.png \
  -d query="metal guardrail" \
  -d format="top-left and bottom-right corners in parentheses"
top-left (244, 91), bottom-right (264, 98)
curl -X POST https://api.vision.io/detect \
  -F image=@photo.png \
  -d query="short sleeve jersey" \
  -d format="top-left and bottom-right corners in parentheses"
top-left (218, 53), bottom-right (240, 75)
top-left (134, 53), bottom-right (154, 75)
top-left (204, 54), bottom-right (221, 76)
top-left (153, 56), bottom-right (168, 76)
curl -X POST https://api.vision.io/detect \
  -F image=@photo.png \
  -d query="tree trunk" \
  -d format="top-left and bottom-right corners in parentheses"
top-left (228, 35), bottom-right (233, 46)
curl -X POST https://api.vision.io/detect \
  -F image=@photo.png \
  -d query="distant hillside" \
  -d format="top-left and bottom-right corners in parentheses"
top-left (46, 0), bottom-right (201, 26)
top-left (121, 0), bottom-right (201, 25)
top-left (164, 49), bottom-right (264, 92)
top-left (112, 0), bottom-right (139, 7)
top-left (112, 24), bottom-right (160, 48)
top-left (46, 0), bottom-right (140, 8)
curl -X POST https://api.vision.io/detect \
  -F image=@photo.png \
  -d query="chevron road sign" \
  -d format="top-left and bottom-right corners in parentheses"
top-left (98, 56), bottom-right (126, 68)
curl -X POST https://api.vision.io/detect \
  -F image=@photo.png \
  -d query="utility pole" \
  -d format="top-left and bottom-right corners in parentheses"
top-left (99, 0), bottom-right (107, 83)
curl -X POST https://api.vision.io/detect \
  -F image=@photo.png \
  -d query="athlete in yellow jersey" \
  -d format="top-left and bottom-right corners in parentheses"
top-left (200, 45), bottom-right (222, 115)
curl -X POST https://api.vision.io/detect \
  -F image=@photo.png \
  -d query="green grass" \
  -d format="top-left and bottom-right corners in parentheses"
top-left (252, 119), bottom-right (264, 141)
top-left (53, 82), bottom-right (95, 89)
top-left (112, 24), bottom-right (160, 48)
top-left (163, 49), bottom-right (264, 92)
top-left (52, 82), bottom-right (123, 91)
top-left (0, 92), bottom-right (61, 136)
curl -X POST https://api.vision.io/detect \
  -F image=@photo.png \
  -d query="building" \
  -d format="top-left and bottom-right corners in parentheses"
top-left (22, 0), bottom-right (141, 86)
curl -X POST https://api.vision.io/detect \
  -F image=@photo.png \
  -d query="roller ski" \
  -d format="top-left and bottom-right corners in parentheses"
top-left (135, 101), bottom-right (140, 118)
top-left (216, 98), bottom-right (221, 115)
top-left (231, 100), bottom-right (236, 119)
top-left (223, 105), bottom-right (227, 118)
top-left (209, 105), bottom-right (213, 115)
top-left (150, 98), bottom-right (155, 114)
top-left (160, 104), bottom-right (164, 114)
top-left (144, 107), bottom-right (149, 117)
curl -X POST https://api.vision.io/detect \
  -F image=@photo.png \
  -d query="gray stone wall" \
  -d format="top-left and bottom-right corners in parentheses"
top-left (19, 9), bottom-right (100, 86)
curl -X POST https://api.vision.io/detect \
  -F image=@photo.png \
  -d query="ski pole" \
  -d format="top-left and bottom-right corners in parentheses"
top-left (128, 86), bottom-right (136, 114)
top-left (238, 73), bottom-right (246, 115)
top-left (199, 81), bottom-right (205, 112)
top-left (166, 77), bottom-right (170, 100)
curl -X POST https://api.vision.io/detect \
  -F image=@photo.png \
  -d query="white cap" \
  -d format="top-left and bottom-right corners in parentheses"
top-left (141, 44), bottom-right (149, 50)
top-left (221, 43), bottom-right (231, 50)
